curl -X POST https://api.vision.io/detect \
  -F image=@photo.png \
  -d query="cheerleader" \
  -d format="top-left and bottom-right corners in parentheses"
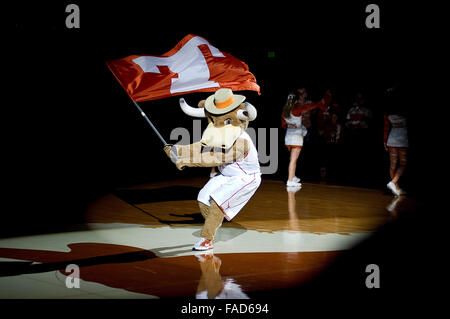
top-left (281, 88), bottom-right (327, 187)
top-left (383, 88), bottom-right (408, 196)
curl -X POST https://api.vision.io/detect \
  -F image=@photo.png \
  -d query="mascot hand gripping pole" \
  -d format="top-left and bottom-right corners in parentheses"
top-left (164, 88), bottom-right (262, 251)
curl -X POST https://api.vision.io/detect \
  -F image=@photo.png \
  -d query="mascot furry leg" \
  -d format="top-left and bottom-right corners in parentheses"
top-left (198, 201), bottom-right (224, 249)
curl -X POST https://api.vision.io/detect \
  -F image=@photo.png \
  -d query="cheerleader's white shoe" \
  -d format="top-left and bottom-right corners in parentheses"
top-left (286, 185), bottom-right (302, 193)
top-left (287, 180), bottom-right (302, 187)
top-left (293, 176), bottom-right (301, 183)
top-left (387, 181), bottom-right (400, 196)
top-left (386, 196), bottom-right (401, 212)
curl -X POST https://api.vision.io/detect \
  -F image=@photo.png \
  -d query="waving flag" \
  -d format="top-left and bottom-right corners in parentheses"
top-left (106, 34), bottom-right (260, 102)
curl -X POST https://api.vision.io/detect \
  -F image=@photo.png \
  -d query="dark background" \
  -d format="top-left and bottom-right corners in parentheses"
top-left (3, 0), bottom-right (440, 304)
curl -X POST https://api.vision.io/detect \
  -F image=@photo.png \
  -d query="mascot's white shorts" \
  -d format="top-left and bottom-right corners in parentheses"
top-left (198, 173), bottom-right (261, 221)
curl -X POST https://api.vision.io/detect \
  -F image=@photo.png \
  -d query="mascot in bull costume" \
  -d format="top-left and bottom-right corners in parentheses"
top-left (164, 88), bottom-right (261, 251)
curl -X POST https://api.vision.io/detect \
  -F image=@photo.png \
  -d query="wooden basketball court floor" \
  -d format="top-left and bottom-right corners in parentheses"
top-left (0, 177), bottom-right (419, 299)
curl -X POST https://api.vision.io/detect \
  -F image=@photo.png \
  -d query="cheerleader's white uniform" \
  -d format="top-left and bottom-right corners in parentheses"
top-left (386, 115), bottom-right (408, 148)
top-left (197, 131), bottom-right (261, 221)
top-left (284, 113), bottom-right (308, 147)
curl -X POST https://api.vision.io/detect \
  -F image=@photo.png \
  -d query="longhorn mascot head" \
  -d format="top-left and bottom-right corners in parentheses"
top-left (165, 88), bottom-right (257, 169)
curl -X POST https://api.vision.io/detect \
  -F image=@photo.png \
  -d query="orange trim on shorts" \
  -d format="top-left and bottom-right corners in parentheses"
top-left (216, 202), bottom-right (231, 220)
top-left (220, 174), bottom-right (256, 210)
top-left (235, 162), bottom-right (247, 175)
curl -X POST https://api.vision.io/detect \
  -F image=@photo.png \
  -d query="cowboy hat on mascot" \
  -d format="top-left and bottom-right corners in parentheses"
top-left (164, 88), bottom-right (261, 251)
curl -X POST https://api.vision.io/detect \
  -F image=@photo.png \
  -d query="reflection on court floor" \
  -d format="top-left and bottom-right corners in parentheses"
top-left (0, 179), bottom-right (418, 298)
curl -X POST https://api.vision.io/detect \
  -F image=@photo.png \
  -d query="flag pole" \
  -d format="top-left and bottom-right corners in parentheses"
top-left (130, 99), bottom-right (180, 166)
top-left (131, 100), bottom-right (168, 145)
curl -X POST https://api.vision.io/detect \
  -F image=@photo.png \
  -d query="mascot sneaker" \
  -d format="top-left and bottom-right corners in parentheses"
top-left (194, 249), bottom-right (214, 262)
top-left (193, 238), bottom-right (214, 251)
top-left (387, 181), bottom-right (400, 196)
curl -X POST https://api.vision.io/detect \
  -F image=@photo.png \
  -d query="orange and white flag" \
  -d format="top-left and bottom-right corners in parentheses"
top-left (106, 34), bottom-right (260, 102)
